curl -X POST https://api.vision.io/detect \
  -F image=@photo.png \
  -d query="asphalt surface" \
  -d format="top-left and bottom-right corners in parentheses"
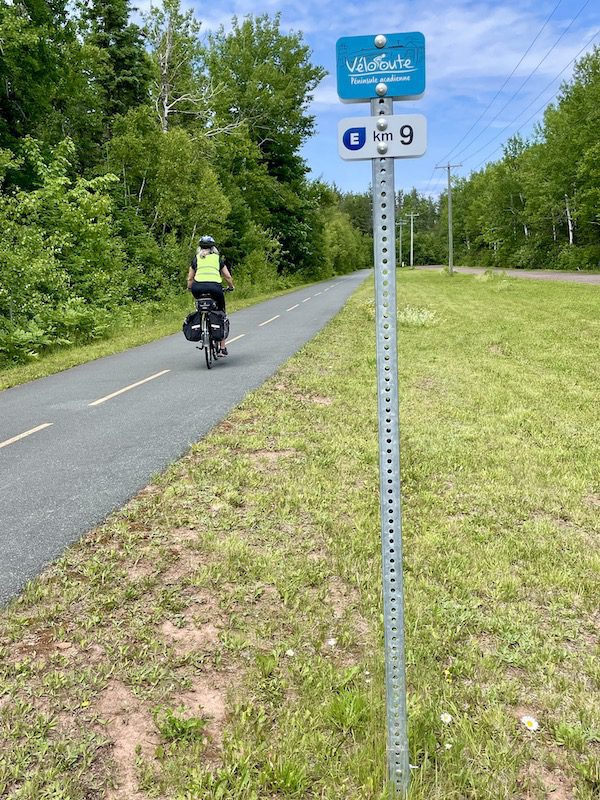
top-left (419, 265), bottom-right (600, 284)
top-left (0, 271), bottom-right (370, 604)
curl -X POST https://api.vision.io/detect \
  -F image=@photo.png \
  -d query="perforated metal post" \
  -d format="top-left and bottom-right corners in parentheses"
top-left (371, 96), bottom-right (410, 797)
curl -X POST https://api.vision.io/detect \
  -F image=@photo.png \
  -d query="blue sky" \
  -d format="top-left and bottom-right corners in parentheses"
top-left (160, 0), bottom-right (598, 196)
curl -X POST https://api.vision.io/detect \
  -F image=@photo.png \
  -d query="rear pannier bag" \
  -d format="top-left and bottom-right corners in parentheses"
top-left (183, 311), bottom-right (203, 341)
top-left (208, 310), bottom-right (229, 341)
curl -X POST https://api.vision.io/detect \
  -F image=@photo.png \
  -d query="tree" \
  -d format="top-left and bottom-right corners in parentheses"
top-left (0, 0), bottom-right (66, 149)
top-left (84, 0), bottom-right (152, 124)
top-left (145, 0), bottom-right (212, 133)
top-left (206, 15), bottom-right (326, 273)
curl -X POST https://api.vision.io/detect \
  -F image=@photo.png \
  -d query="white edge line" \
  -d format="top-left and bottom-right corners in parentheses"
top-left (258, 315), bottom-right (280, 327)
top-left (227, 334), bottom-right (246, 344)
top-left (89, 369), bottom-right (170, 407)
top-left (302, 297), bottom-right (312, 303)
top-left (0, 422), bottom-right (54, 450)
top-left (287, 304), bottom-right (300, 311)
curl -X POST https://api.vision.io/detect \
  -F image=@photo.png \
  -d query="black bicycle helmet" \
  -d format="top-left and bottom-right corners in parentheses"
top-left (199, 235), bottom-right (216, 248)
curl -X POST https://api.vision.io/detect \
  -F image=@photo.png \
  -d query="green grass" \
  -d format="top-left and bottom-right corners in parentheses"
top-left (0, 271), bottom-right (598, 799)
top-left (0, 283), bottom-right (307, 391)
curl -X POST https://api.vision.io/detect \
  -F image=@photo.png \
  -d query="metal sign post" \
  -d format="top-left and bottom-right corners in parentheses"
top-left (371, 95), bottom-right (409, 797)
top-left (336, 31), bottom-right (426, 798)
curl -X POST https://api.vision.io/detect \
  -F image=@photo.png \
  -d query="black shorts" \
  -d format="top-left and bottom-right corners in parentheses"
top-left (191, 281), bottom-right (225, 311)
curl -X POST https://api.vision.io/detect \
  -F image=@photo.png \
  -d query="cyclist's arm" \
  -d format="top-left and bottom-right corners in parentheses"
top-left (220, 264), bottom-right (234, 290)
top-left (187, 256), bottom-right (196, 290)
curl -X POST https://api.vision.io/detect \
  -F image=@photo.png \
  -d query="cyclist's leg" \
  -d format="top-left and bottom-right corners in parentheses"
top-left (208, 285), bottom-right (228, 355)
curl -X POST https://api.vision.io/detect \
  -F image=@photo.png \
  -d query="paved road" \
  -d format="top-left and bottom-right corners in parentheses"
top-left (0, 272), bottom-right (370, 604)
top-left (419, 265), bottom-right (600, 284)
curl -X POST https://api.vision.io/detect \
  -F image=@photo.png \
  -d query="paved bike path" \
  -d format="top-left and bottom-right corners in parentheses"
top-left (0, 271), bottom-right (370, 604)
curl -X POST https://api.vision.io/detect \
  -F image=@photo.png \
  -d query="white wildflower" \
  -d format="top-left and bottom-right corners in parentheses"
top-left (520, 715), bottom-right (539, 731)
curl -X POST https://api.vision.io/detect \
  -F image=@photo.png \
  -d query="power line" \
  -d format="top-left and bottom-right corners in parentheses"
top-left (421, 166), bottom-right (438, 197)
top-left (467, 30), bottom-right (599, 169)
top-left (440, 0), bottom-right (563, 165)
top-left (454, 0), bottom-right (591, 162)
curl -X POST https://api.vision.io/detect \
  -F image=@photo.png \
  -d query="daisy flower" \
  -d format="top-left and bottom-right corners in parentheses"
top-left (440, 712), bottom-right (453, 724)
top-left (520, 715), bottom-right (539, 731)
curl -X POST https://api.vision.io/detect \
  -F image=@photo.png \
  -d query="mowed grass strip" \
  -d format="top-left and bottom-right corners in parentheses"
top-left (0, 271), bottom-right (598, 799)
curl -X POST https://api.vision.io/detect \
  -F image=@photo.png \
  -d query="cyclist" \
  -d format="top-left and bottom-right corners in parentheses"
top-left (187, 235), bottom-right (234, 356)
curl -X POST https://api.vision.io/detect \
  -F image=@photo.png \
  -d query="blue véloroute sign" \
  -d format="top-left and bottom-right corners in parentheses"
top-left (336, 32), bottom-right (425, 102)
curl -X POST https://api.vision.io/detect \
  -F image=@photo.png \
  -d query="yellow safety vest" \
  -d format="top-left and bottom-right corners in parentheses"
top-left (194, 251), bottom-right (221, 282)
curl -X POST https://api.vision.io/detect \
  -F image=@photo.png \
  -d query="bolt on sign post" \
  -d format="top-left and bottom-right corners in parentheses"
top-left (337, 31), bottom-right (426, 798)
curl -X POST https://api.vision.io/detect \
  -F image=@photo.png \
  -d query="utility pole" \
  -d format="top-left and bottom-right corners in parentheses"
top-left (397, 219), bottom-right (407, 267)
top-left (407, 213), bottom-right (419, 267)
top-left (436, 163), bottom-right (462, 275)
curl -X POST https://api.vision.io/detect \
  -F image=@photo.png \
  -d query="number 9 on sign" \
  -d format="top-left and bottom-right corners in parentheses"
top-left (400, 125), bottom-right (413, 145)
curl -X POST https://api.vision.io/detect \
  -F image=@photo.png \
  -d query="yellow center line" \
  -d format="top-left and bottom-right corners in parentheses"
top-left (258, 315), bottom-right (280, 327)
top-left (0, 423), bottom-right (54, 451)
top-left (287, 303), bottom-right (300, 311)
top-left (227, 334), bottom-right (246, 344)
top-left (89, 370), bottom-right (170, 407)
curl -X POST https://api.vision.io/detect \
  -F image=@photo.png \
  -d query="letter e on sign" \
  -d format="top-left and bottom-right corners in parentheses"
top-left (343, 127), bottom-right (366, 150)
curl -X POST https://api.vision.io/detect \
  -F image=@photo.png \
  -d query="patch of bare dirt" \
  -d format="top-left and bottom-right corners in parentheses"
top-left (137, 485), bottom-right (162, 497)
top-left (96, 680), bottom-right (160, 800)
top-left (518, 761), bottom-right (574, 799)
top-left (11, 630), bottom-right (79, 663)
top-left (513, 705), bottom-right (538, 722)
top-left (246, 449), bottom-right (297, 468)
top-left (170, 527), bottom-right (201, 544)
top-left (162, 550), bottom-right (207, 584)
top-left (309, 395), bottom-right (332, 405)
top-left (176, 672), bottom-right (233, 759)
top-left (160, 619), bottom-right (220, 656)
top-left (584, 493), bottom-right (600, 508)
top-left (327, 577), bottom-right (359, 620)
top-left (13, 629), bottom-right (55, 657)
top-left (85, 643), bottom-right (106, 663)
top-left (126, 560), bottom-right (157, 581)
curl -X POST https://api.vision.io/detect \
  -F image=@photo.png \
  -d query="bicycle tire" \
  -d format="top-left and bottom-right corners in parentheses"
top-left (202, 314), bottom-right (212, 370)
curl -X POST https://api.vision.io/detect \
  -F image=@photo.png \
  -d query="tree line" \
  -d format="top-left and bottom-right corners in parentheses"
top-left (342, 47), bottom-right (600, 272)
top-left (0, 0), bottom-right (371, 364)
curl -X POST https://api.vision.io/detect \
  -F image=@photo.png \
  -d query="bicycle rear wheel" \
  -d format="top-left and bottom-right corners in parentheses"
top-left (202, 316), bottom-right (213, 370)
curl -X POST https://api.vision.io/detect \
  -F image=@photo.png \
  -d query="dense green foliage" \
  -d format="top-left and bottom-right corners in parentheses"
top-left (447, 50), bottom-right (600, 270)
top-left (343, 48), bottom-right (600, 272)
top-left (0, 0), bottom-right (370, 364)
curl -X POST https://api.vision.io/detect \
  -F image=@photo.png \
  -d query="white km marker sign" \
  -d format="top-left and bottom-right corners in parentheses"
top-left (338, 114), bottom-right (427, 160)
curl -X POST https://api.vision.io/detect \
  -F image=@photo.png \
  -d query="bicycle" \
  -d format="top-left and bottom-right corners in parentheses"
top-left (194, 296), bottom-right (220, 369)
top-left (194, 287), bottom-right (233, 370)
